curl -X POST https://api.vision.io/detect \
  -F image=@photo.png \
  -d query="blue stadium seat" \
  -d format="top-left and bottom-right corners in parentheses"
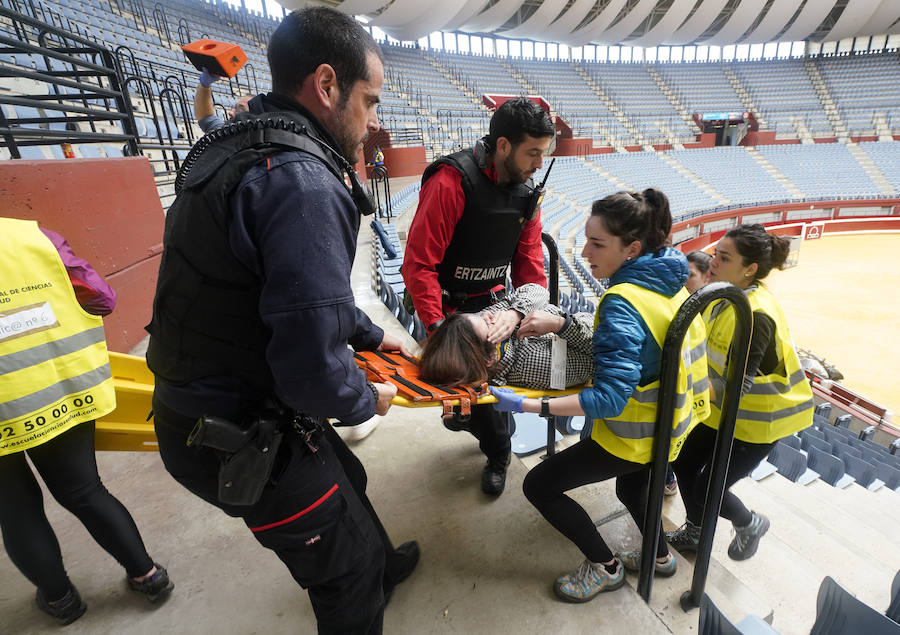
top-left (888, 571), bottom-right (900, 625)
top-left (807, 447), bottom-right (850, 488)
top-left (831, 440), bottom-right (861, 460)
top-left (698, 593), bottom-right (742, 635)
top-left (767, 443), bottom-right (808, 483)
top-left (810, 576), bottom-right (900, 634)
top-left (779, 435), bottom-right (801, 451)
top-left (840, 455), bottom-right (880, 490)
top-left (835, 414), bottom-right (853, 429)
top-left (814, 402), bottom-right (833, 425)
top-left (510, 412), bottom-right (561, 457)
top-left (801, 426), bottom-right (827, 442)
top-left (874, 461), bottom-right (900, 491)
top-left (801, 432), bottom-right (833, 455)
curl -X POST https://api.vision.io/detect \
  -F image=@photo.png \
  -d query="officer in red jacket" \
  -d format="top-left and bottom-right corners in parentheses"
top-left (402, 97), bottom-right (555, 495)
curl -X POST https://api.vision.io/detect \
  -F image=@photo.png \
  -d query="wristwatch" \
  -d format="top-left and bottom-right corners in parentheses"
top-left (540, 396), bottom-right (551, 418)
top-left (366, 380), bottom-right (379, 404)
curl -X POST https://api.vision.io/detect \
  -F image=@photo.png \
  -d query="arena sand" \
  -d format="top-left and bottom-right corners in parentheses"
top-left (763, 233), bottom-right (900, 420)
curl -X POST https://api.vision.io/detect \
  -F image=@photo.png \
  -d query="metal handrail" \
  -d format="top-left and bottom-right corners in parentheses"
top-left (634, 281), bottom-right (753, 604)
top-left (540, 232), bottom-right (561, 457)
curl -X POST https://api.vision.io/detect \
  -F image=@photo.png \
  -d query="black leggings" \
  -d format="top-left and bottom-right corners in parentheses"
top-left (0, 421), bottom-right (154, 601)
top-left (672, 423), bottom-right (774, 528)
top-left (523, 438), bottom-right (669, 564)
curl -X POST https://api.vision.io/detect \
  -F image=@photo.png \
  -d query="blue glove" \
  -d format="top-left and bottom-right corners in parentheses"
top-left (490, 387), bottom-right (524, 413)
top-left (199, 67), bottom-right (221, 87)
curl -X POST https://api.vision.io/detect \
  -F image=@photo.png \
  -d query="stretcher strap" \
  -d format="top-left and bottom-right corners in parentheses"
top-left (354, 350), bottom-right (487, 417)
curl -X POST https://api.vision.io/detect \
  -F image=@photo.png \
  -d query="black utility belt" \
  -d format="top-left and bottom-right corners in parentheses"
top-left (442, 285), bottom-right (505, 307)
top-left (186, 410), bottom-right (324, 506)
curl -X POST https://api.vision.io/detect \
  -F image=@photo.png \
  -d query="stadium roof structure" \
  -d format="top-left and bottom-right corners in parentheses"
top-left (294, 0), bottom-right (900, 48)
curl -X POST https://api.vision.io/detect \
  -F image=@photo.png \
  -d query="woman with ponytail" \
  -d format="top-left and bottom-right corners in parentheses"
top-left (490, 189), bottom-right (710, 603)
top-left (667, 224), bottom-right (813, 561)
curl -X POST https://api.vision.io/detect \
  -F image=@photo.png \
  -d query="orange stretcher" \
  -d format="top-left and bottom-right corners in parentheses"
top-left (93, 353), bottom-right (582, 452)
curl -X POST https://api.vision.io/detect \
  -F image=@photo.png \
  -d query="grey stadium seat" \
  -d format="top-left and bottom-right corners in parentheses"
top-left (810, 576), bottom-right (900, 634)
top-left (807, 447), bottom-right (851, 488)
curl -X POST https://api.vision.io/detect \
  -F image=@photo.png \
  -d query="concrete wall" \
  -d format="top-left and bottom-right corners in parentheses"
top-left (0, 157), bottom-right (164, 352)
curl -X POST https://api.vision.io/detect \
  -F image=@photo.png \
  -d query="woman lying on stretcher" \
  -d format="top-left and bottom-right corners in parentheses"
top-left (418, 283), bottom-right (595, 390)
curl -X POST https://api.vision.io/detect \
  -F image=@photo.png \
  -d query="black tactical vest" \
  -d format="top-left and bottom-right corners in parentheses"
top-left (421, 150), bottom-right (535, 295)
top-left (146, 112), bottom-right (347, 390)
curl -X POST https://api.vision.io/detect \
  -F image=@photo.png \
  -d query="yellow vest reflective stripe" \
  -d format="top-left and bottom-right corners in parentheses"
top-left (590, 284), bottom-right (710, 464)
top-left (0, 218), bottom-right (116, 456)
top-left (702, 285), bottom-right (813, 443)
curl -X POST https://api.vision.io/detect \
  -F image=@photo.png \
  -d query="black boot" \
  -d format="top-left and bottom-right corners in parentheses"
top-left (481, 454), bottom-right (510, 496)
top-left (384, 541), bottom-right (420, 604)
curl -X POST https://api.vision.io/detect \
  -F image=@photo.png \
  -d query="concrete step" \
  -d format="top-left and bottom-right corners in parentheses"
top-left (714, 476), bottom-right (898, 632)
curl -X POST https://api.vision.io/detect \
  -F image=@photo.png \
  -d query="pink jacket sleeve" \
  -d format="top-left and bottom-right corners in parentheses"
top-left (40, 228), bottom-right (117, 316)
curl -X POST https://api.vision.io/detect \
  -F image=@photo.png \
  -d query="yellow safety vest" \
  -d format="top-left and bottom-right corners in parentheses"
top-left (590, 284), bottom-right (710, 464)
top-left (702, 284), bottom-right (813, 443)
top-left (0, 218), bottom-right (116, 456)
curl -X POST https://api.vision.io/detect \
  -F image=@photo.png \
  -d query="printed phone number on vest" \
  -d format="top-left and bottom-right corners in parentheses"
top-left (1, 392), bottom-right (98, 448)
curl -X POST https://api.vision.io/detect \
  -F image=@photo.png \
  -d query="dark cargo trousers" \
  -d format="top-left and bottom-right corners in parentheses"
top-left (153, 397), bottom-right (385, 634)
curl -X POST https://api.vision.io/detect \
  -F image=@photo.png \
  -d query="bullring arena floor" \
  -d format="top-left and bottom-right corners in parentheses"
top-left (765, 233), bottom-right (900, 417)
top-left (2, 225), bottom-right (898, 635)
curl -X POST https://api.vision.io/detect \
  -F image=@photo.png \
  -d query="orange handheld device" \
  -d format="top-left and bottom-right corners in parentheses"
top-left (182, 39), bottom-right (247, 78)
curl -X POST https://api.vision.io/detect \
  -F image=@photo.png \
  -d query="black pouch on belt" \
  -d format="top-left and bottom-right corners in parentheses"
top-left (187, 411), bottom-right (284, 506)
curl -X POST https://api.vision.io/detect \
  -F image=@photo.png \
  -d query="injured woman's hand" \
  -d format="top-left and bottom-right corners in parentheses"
top-left (485, 309), bottom-right (522, 344)
top-left (517, 310), bottom-right (565, 339)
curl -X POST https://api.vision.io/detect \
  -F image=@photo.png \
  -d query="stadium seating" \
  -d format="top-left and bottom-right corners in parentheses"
top-left (767, 442), bottom-right (809, 483)
top-left (806, 447), bottom-right (851, 488)
top-left (888, 571), bottom-right (900, 624)
top-left (810, 576), bottom-right (900, 634)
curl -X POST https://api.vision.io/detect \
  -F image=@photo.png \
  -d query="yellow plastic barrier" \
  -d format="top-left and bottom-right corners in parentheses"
top-left (93, 354), bottom-right (585, 451)
top-left (95, 352), bottom-right (158, 452)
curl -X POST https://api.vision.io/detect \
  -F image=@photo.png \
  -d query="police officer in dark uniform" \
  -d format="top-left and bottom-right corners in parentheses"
top-left (146, 8), bottom-right (417, 633)
top-left (402, 98), bottom-right (555, 495)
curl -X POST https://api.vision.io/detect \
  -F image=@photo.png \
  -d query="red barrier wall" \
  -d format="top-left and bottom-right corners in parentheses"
top-left (367, 146), bottom-right (429, 178)
top-left (0, 157), bottom-right (164, 352)
top-left (553, 138), bottom-right (611, 156)
top-left (672, 199), bottom-right (900, 252)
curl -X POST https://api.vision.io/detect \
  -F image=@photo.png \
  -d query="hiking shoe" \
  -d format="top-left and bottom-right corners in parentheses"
top-left (666, 521), bottom-right (702, 553)
top-left (728, 512), bottom-right (770, 561)
top-left (617, 550), bottom-right (677, 578)
top-left (127, 563), bottom-right (174, 604)
top-left (36, 586), bottom-right (87, 626)
top-left (481, 454), bottom-right (510, 496)
top-left (553, 558), bottom-right (626, 603)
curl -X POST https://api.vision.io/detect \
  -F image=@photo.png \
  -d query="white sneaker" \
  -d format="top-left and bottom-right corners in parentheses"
top-left (339, 414), bottom-right (381, 442)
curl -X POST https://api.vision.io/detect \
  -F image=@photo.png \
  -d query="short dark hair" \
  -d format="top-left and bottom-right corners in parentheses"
top-left (724, 224), bottom-right (791, 281)
top-left (590, 188), bottom-right (672, 254)
top-left (488, 97), bottom-right (554, 147)
top-left (267, 7), bottom-right (383, 104)
top-left (686, 250), bottom-right (711, 274)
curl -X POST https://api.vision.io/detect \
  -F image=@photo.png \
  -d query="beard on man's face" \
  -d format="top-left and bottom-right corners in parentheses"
top-left (331, 107), bottom-right (366, 165)
top-left (503, 152), bottom-right (530, 185)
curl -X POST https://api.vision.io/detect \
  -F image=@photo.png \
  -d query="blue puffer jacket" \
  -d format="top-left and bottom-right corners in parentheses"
top-left (578, 247), bottom-right (689, 420)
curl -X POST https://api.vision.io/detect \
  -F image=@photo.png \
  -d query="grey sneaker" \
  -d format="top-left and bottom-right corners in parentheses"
top-left (553, 558), bottom-right (626, 603)
top-left (728, 512), bottom-right (770, 561)
top-left (618, 550), bottom-right (678, 578)
top-left (666, 521), bottom-right (702, 553)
